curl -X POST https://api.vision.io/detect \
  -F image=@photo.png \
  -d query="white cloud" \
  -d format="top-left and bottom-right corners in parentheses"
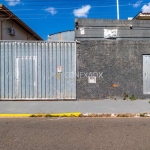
top-left (142, 2), bottom-right (150, 12)
top-left (45, 7), bottom-right (57, 15)
top-left (133, 0), bottom-right (142, 7)
top-left (5, 0), bottom-right (20, 6)
top-left (73, 5), bottom-right (91, 18)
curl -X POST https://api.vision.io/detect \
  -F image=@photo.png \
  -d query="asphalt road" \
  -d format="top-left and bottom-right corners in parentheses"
top-left (0, 118), bottom-right (150, 150)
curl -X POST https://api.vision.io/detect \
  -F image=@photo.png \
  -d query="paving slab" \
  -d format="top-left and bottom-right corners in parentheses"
top-left (0, 99), bottom-right (150, 114)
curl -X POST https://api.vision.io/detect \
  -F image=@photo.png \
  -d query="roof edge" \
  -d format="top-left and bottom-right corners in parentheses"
top-left (133, 11), bottom-right (142, 19)
top-left (48, 30), bottom-right (74, 36)
top-left (0, 4), bottom-right (43, 40)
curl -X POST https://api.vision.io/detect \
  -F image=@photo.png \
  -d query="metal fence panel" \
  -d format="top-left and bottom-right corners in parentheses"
top-left (143, 55), bottom-right (150, 94)
top-left (0, 41), bottom-right (76, 100)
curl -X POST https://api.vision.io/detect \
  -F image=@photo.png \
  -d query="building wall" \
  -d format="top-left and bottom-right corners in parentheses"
top-left (77, 40), bottom-right (150, 100)
top-left (75, 19), bottom-right (150, 40)
top-left (0, 13), bottom-right (38, 40)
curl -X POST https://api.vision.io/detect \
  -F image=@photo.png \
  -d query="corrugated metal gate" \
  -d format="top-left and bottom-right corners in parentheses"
top-left (143, 55), bottom-right (150, 94)
top-left (0, 41), bottom-right (76, 100)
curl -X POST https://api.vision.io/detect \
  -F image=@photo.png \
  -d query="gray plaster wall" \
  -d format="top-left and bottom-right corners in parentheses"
top-left (77, 40), bottom-right (150, 100)
top-left (75, 19), bottom-right (150, 40)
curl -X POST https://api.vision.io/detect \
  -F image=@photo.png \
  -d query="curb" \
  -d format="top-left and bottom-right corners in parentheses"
top-left (81, 113), bottom-right (150, 117)
top-left (0, 112), bottom-right (82, 118)
top-left (0, 113), bottom-right (150, 118)
top-left (0, 114), bottom-right (32, 117)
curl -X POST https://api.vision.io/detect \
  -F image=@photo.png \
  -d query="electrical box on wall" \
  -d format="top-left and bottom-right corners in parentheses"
top-left (88, 76), bottom-right (96, 83)
top-left (8, 27), bottom-right (16, 36)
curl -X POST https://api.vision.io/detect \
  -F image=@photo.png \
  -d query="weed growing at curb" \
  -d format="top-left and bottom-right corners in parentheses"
top-left (139, 113), bottom-right (147, 117)
top-left (123, 93), bottom-right (128, 100)
top-left (45, 114), bottom-right (52, 117)
top-left (29, 113), bottom-right (81, 117)
top-left (116, 113), bottom-right (135, 117)
top-left (130, 94), bottom-right (136, 101)
top-left (30, 114), bottom-right (46, 117)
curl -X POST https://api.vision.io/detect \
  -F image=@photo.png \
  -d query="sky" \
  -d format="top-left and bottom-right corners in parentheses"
top-left (2, 0), bottom-right (150, 40)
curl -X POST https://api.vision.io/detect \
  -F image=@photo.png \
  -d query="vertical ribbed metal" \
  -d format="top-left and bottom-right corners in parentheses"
top-left (0, 41), bottom-right (76, 100)
top-left (48, 31), bottom-right (75, 41)
top-left (143, 55), bottom-right (150, 94)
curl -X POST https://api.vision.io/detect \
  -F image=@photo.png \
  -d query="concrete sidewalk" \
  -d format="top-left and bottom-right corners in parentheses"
top-left (0, 99), bottom-right (150, 114)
